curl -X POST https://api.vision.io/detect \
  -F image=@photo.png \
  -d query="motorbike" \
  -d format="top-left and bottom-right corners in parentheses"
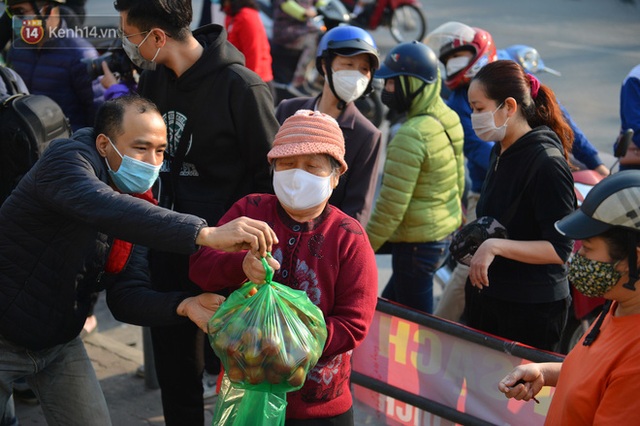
top-left (340, 0), bottom-right (427, 43)
top-left (264, 0), bottom-right (386, 127)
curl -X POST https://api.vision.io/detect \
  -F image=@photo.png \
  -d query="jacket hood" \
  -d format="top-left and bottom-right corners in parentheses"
top-left (405, 69), bottom-right (442, 117)
top-left (175, 24), bottom-right (245, 91)
top-left (503, 126), bottom-right (564, 158)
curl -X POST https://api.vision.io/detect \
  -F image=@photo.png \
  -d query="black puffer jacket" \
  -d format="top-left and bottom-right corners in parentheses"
top-left (0, 128), bottom-right (207, 350)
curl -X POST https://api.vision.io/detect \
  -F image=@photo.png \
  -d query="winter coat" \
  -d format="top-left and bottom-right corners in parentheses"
top-left (226, 8), bottom-right (273, 83)
top-left (0, 128), bottom-right (207, 350)
top-left (6, 19), bottom-right (104, 131)
top-left (366, 73), bottom-right (465, 251)
top-left (476, 126), bottom-right (575, 303)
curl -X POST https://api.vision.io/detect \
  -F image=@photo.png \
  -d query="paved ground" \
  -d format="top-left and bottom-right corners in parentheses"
top-left (13, 328), bottom-right (220, 426)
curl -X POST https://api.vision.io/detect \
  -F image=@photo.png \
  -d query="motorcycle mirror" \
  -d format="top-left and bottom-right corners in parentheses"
top-left (614, 128), bottom-right (634, 158)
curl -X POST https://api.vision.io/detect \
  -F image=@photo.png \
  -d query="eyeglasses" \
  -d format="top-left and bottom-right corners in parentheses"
top-left (117, 28), bottom-right (172, 41)
top-left (117, 28), bottom-right (150, 40)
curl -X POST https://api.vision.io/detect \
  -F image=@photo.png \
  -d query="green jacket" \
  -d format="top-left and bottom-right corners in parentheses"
top-left (366, 74), bottom-right (465, 251)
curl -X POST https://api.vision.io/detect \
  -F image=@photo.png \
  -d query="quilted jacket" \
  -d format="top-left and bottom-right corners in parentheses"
top-left (6, 19), bottom-right (104, 131)
top-left (0, 128), bottom-right (206, 350)
top-left (366, 73), bottom-right (465, 251)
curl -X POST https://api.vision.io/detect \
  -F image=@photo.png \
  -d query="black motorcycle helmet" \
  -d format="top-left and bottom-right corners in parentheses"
top-left (375, 40), bottom-right (439, 112)
top-left (315, 25), bottom-right (380, 109)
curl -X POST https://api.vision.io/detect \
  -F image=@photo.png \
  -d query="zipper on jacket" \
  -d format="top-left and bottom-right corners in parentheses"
top-left (495, 154), bottom-right (501, 171)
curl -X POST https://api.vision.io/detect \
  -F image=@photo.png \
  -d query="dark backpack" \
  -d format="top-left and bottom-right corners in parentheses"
top-left (0, 66), bottom-right (71, 204)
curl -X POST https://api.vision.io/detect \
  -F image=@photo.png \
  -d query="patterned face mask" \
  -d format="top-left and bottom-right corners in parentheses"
top-left (569, 253), bottom-right (622, 298)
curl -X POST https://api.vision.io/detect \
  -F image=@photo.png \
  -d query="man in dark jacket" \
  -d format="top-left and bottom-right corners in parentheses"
top-left (113, 1), bottom-right (279, 423)
top-left (0, 95), bottom-right (277, 425)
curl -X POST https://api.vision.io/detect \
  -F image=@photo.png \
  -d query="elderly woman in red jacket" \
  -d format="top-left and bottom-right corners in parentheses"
top-left (189, 109), bottom-right (378, 426)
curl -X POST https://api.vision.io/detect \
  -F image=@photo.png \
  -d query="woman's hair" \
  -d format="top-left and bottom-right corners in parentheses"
top-left (472, 60), bottom-right (574, 160)
top-left (114, 0), bottom-right (192, 41)
top-left (600, 227), bottom-right (640, 262)
top-left (227, 0), bottom-right (259, 16)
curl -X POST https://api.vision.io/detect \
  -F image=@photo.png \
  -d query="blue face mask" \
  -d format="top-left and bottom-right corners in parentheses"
top-left (105, 137), bottom-right (161, 194)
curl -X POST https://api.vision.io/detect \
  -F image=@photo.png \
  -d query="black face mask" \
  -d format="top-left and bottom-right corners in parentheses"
top-left (380, 88), bottom-right (399, 111)
top-left (381, 77), bottom-right (416, 113)
top-left (382, 83), bottom-right (408, 113)
top-left (382, 77), bottom-right (429, 113)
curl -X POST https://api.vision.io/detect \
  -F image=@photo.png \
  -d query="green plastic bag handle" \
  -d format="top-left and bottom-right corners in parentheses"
top-left (261, 253), bottom-right (274, 284)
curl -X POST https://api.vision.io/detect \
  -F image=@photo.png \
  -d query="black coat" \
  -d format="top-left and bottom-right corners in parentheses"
top-left (0, 128), bottom-right (207, 350)
top-left (476, 126), bottom-right (576, 303)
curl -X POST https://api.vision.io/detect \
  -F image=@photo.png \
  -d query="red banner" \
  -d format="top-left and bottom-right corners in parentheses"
top-left (352, 307), bottom-right (560, 425)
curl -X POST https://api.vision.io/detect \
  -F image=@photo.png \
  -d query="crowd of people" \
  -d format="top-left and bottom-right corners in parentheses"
top-left (0, 0), bottom-right (638, 425)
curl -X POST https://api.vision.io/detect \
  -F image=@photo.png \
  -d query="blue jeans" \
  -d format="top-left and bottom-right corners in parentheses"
top-left (0, 334), bottom-right (111, 426)
top-left (381, 237), bottom-right (452, 314)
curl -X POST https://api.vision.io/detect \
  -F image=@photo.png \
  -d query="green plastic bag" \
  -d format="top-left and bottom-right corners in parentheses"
top-left (207, 257), bottom-right (328, 425)
top-left (212, 374), bottom-right (286, 426)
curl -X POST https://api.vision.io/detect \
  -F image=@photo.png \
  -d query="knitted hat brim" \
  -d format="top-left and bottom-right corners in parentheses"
top-left (268, 141), bottom-right (348, 175)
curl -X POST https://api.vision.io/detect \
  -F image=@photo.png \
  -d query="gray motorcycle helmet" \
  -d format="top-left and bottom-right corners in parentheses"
top-left (555, 170), bottom-right (640, 240)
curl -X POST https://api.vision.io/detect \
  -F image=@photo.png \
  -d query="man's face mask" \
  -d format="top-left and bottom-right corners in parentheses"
top-left (105, 137), bottom-right (161, 194)
top-left (568, 253), bottom-right (622, 298)
top-left (120, 29), bottom-right (161, 71)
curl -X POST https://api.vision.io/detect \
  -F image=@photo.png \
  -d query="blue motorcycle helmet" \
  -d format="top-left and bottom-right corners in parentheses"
top-left (315, 25), bottom-right (380, 107)
top-left (498, 44), bottom-right (561, 76)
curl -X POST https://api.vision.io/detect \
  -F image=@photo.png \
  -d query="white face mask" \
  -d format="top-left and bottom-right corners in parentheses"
top-left (446, 56), bottom-right (470, 77)
top-left (121, 30), bottom-right (161, 71)
top-left (331, 69), bottom-right (370, 103)
top-left (471, 102), bottom-right (510, 142)
top-left (273, 169), bottom-right (334, 210)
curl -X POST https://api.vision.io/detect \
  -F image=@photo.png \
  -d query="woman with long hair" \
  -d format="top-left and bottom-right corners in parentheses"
top-left (464, 59), bottom-right (576, 351)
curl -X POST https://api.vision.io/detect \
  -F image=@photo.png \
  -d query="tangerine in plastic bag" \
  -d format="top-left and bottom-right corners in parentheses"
top-left (207, 257), bottom-right (327, 393)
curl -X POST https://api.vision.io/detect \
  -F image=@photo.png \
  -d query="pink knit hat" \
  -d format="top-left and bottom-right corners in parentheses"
top-left (268, 109), bottom-right (348, 174)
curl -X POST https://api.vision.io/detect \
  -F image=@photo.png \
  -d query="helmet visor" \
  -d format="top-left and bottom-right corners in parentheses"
top-left (424, 21), bottom-right (476, 61)
top-left (555, 210), bottom-right (612, 240)
top-left (326, 40), bottom-right (379, 70)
